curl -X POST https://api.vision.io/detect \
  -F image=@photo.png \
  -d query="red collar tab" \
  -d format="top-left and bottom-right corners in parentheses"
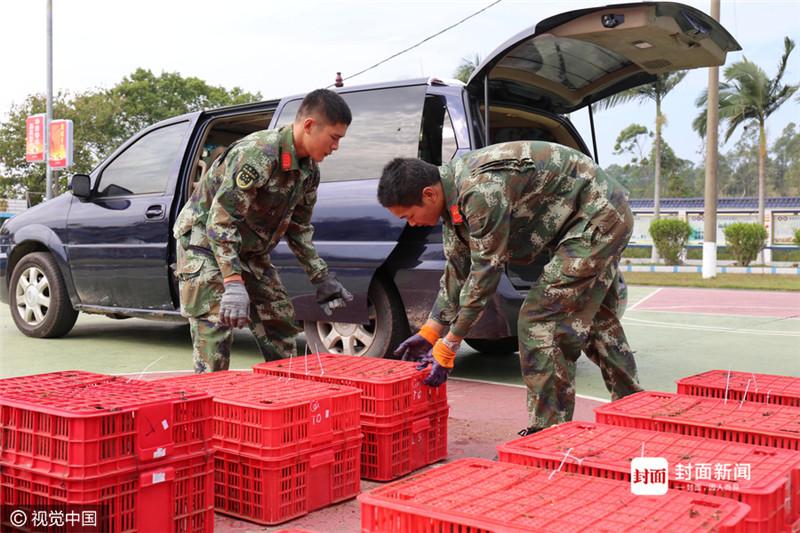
top-left (450, 205), bottom-right (463, 224)
top-left (281, 151), bottom-right (292, 171)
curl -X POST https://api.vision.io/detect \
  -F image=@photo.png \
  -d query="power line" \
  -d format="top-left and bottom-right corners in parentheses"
top-left (328, 0), bottom-right (504, 88)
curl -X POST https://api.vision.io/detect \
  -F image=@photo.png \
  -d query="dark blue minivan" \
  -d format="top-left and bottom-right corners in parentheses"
top-left (0, 2), bottom-right (739, 356)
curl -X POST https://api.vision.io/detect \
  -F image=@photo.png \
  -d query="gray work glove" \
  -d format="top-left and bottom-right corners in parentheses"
top-left (219, 281), bottom-right (250, 328)
top-left (313, 272), bottom-right (353, 316)
top-left (394, 334), bottom-right (433, 362)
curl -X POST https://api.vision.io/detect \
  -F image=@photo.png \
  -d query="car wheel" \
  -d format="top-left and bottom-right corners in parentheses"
top-left (9, 252), bottom-right (79, 338)
top-left (303, 276), bottom-right (409, 358)
top-left (464, 336), bottom-right (519, 355)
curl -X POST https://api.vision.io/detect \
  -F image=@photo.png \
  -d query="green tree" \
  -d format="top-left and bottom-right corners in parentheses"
top-left (595, 71), bottom-right (688, 219)
top-left (0, 69), bottom-right (261, 201)
top-left (694, 37), bottom-right (799, 225)
top-left (603, 163), bottom-right (649, 198)
top-left (771, 122), bottom-right (800, 196)
top-left (656, 141), bottom-right (698, 197)
top-left (718, 129), bottom-right (760, 197)
top-left (0, 93), bottom-right (74, 199)
top-left (453, 53), bottom-right (481, 83)
top-left (613, 124), bottom-right (651, 165)
top-left (110, 68), bottom-right (260, 139)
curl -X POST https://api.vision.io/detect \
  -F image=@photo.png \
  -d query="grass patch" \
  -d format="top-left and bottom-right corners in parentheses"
top-left (773, 248), bottom-right (800, 262)
top-left (685, 247), bottom-right (736, 261)
top-left (623, 271), bottom-right (800, 291)
top-left (623, 246), bottom-right (652, 259)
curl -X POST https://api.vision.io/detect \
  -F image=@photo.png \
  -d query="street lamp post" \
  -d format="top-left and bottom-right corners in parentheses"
top-left (45, 0), bottom-right (54, 200)
top-left (702, 0), bottom-right (721, 279)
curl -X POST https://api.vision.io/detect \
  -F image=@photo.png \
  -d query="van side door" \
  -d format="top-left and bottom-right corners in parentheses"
top-left (65, 119), bottom-right (194, 311)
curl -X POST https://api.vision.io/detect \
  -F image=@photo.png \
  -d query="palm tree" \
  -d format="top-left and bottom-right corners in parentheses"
top-left (693, 37), bottom-right (798, 226)
top-left (595, 72), bottom-right (687, 221)
top-left (453, 54), bottom-right (482, 84)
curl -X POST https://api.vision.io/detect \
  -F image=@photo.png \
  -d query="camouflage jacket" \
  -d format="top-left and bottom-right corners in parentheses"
top-left (432, 141), bottom-right (630, 338)
top-left (173, 126), bottom-right (328, 282)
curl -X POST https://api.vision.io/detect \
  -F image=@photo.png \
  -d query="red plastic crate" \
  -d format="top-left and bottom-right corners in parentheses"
top-left (596, 391), bottom-right (800, 451)
top-left (359, 458), bottom-right (751, 532)
top-left (678, 370), bottom-right (800, 408)
top-left (498, 421), bottom-right (800, 531)
top-left (0, 450), bottom-right (214, 532)
top-left (0, 371), bottom-right (113, 396)
top-left (0, 377), bottom-right (213, 477)
top-left (254, 354), bottom-right (447, 419)
top-left (361, 404), bottom-right (448, 481)
top-left (157, 371), bottom-right (361, 457)
top-left (213, 434), bottom-right (361, 525)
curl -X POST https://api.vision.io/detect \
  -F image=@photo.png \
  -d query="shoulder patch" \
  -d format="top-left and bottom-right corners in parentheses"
top-left (450, 205), bottom-right (464, 224)
top-left (235, 164), bottom-right (259, 190)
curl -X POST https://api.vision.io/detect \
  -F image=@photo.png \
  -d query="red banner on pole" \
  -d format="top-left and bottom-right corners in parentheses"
top-left (49, 119), bottom-right (73, 169)
top-left (25, 114), bottom-right (46, 162)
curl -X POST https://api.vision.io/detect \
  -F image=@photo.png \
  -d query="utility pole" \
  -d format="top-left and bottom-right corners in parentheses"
top-left (45, 0), bottom-right (53, 200)
top-left (702, 0), bottom-right (721, 279)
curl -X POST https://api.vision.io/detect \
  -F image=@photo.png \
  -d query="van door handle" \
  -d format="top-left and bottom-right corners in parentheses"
top-left (145, 205), bottom-right (164, 219)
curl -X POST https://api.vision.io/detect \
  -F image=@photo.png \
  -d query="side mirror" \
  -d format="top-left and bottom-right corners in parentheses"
top-left (71, 174), bottom-right (91, 199)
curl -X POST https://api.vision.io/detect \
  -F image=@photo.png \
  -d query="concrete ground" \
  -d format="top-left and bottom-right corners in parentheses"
top-left (1, 285), bottom-right (798, 531)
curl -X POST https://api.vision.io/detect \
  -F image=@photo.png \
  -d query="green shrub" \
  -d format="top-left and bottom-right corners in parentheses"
top-left (649, 219), bottom-right (691, 265)
top-left (794, 228), bottom-right (800, 246)
top-left (723, 223), bottom-right (767, 266)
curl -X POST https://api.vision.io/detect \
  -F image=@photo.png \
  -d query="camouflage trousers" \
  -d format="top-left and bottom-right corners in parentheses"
top-left (518, 205), bottom-right (642, 430)
top-left (177, 247), bottom-right (300, 373)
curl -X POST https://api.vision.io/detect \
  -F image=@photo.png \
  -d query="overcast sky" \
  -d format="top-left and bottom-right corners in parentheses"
top-left (2, 0), bottom-right (799, 168)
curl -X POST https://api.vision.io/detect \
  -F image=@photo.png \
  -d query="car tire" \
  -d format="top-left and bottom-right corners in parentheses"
top-left (464, 336), bottom-right (519, 355)
top-left (303, 276), bottom-right (409, 358)
top-left (9, 252), bottom-right (79, 338)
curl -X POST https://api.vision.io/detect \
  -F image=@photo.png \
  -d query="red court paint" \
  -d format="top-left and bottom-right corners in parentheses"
top-left (634, 287), bottom-right (800, 318)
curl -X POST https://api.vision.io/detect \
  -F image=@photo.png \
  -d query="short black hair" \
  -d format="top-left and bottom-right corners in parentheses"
top-left (296, 89), bottom-right (352, 126)
top-left (378, 158), bottom-right (440, 207)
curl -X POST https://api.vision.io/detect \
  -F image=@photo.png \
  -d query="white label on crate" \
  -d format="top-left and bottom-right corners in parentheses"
top-left (152, 472), bottom-right (166, 484)
top-left (153, 447), bottom-right (167, 459)
top-left (325, 409), bottom-right (330, 419)
top-left (161, 419), bottom-right (169, 430)
top-left (631, 457), bottom-right (669, 496)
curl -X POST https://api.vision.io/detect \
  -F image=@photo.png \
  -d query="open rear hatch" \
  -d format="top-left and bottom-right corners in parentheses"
top-left (467, 1), bottom-right (741, 115)
top-left (468, 1), bottom-right (740, 288)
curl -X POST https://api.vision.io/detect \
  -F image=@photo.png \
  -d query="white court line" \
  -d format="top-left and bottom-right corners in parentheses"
top-left (621, 316), bottom-right (800, 337)
top-left (630, 308), bottom-right (800, 321)
top-left (628, 287), bottom-right (663, 311)
top-left (450, 376), bottom-right (610, 403)
top-left (636, 305), bottom-right (798, 311)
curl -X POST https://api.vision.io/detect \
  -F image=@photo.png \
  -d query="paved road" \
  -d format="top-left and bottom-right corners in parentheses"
top-left (1, 285), bottom-right (797, 532)
top-left (1, 286), bottom-right (798, 397)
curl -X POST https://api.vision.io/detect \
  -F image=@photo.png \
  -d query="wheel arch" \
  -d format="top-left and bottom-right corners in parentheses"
top-left (8, 232), bottom-right (79, 307)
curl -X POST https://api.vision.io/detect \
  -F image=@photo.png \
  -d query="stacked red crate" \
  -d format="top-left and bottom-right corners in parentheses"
top-left (157, 371), bottom-right (362, 525)
top-left (254, 354), bottom-right (448, 481)
top-left (0, 372), bottom-right (215, 532)
top-left (498, 421), bottom-right (800, 532)
top-left (595, 391), bottom-right (800, 451)
top-left (677, 370), bottom-right (800, 408)
top-left (359, 458), bottom-right (752, 532)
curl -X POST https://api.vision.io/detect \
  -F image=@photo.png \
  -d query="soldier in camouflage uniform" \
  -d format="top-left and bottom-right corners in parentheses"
top-left (380, 141), bottom-right (643, 433)
top-left (173, 89), bottom-right (353, 373)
